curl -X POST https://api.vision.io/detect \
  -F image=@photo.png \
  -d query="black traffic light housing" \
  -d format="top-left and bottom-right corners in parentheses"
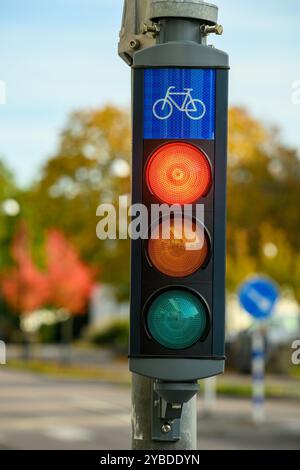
top-left (127, 11), bottom-right (229, 382)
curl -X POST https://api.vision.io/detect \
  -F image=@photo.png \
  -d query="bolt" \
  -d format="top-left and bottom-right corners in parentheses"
top-left (142, 23), bottom-right (160, 37)
top-left (161, 423), bottom-right (172, 434)
top-left (129, 39), bottom-right (140, 51)
top-left (201, 24), bottom-right (223, 36)
top-left (215, 24), bottom-right (224, 35)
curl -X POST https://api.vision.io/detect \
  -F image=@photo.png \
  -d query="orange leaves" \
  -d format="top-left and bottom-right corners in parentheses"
top-left (228, 107), bottom-right (268, 164)
top-left (46, 230), bottom-right (94, 315)
top-left (2, 225), bottom-right (49, 314)
top-left (1, 226), bottom-right (94, 316)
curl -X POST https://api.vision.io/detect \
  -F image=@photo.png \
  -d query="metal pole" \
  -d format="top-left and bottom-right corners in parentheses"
top-left (125, 0), bottom-right (221, 451)
top-left (252, 324), bottom-right (266, 424)
top-left (132, 374), bottom-right (197, 450)
top-left (203, 376), bottom-right (217, 415)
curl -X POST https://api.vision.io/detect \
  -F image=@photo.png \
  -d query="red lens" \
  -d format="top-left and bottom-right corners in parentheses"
top-left (146, 142), bottom-right (211, 204)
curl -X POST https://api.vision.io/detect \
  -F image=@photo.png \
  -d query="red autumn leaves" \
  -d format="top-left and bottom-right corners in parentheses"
top-left (46, 230), bottom-right (94, 314)
top-left (1, 226), bottom-right (94, 316)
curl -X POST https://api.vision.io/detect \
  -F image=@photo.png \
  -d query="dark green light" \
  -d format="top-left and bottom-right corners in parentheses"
top-left (147, 289), bottom-right (208, 350)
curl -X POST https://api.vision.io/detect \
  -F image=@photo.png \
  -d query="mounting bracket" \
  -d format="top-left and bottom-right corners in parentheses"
top-left (118, 0), bottom-right (219, 66)
top-left (152, 381), bottom-right (199, 442)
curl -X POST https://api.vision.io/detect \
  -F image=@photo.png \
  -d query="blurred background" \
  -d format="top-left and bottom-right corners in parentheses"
top-left (0, 0), bottom-right (299, 450)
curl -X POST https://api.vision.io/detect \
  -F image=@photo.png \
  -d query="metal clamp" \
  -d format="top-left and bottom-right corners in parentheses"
top-left (118, 0), bottom-right (157, 65)
top-left (152, 381), bottom-right (199, 442)
top-left (118, 0), bottom-right (220, 66)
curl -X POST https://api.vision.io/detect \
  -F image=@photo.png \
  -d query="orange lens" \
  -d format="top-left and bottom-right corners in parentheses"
top-left (148, 218), bottom-right (209, 278)
top-left (146, 142), bottom-right (211, 204)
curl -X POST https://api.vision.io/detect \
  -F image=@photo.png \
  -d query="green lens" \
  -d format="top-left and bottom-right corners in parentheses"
top-left (147, 289), bottom-right (208, 350)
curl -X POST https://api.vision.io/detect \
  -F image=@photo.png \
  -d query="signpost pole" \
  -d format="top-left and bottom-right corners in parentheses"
top-left (252, 323), bottom-right (266, 424)
top-left (239, 276), bottom-right (279, 424)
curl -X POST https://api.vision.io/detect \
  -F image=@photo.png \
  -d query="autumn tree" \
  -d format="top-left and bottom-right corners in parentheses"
top-left (1, 223), bottom-right (49, 357)
top-left (46, 230), bottom-right (94, 315)
top-left (0, 160), bottom-right (17, 204)
top-left (28, 106), bottom-right (131, 300)
top-left (0, 160), bottom-right (20, 271)
top-left (1, 223), bottom-right (49, 315)
top-left (24, 105), bottom-right (300, 302)
top-left (227, 107), bottom-right (300, 299)
top-left (45, 230), bottom-right (94, 361)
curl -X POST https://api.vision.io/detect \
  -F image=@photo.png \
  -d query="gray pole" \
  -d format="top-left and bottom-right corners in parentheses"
top-left (119, 0), bottom-right (222, 452)
top-left (132, 374), bottom-right (197, 450)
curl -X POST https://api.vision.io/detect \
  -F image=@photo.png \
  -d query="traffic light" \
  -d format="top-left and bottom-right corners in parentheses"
top-left (128, 7), bottom-right (229, 382)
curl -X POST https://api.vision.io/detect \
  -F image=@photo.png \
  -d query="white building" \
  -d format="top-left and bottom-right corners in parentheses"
top-left (89, 284), bottom-right (129, 327)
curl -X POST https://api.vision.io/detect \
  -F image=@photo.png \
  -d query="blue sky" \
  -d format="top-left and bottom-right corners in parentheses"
top-left (0, 0), bottom-right (299, 186)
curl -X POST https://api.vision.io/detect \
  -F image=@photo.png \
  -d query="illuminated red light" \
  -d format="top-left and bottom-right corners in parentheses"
top-left (146, 142), bottom-right (211, 204)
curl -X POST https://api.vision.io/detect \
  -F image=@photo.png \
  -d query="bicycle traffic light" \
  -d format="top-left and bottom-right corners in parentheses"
top-left (126, 4), bottom-right (229, 382)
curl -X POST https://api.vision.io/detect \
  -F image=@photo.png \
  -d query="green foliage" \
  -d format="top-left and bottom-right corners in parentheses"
top-left (89, 318), bottom-right (129, 352)
top-left (1, 106), bottom-right (300, 308)
top-left (38, 323), bottom-right (59, 344)
top-left (26, 106), bottom-right (131, 300)
top-left (214, 379), bottom-right (299, 400)
top-left (0, 160), bottom-right (16, 200)
top-left (6, 359), bottom-right (130, 384)
top-left (0, 160), bottom-right (19, 270)
top-left (0, 295), bottom-right (20, 342)
top-left (227, 107), bottom-right (300, 300)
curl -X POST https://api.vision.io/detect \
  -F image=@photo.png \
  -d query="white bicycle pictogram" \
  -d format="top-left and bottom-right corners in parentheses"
top-left (153, 86), bottom-right (206, 121)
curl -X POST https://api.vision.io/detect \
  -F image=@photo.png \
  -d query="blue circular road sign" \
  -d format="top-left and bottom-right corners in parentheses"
top-left (238, 276), bottom-right (280, 320)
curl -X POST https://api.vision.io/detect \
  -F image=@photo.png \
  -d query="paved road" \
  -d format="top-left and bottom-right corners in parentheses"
top-left (0, 369), bottom-right (299, 450)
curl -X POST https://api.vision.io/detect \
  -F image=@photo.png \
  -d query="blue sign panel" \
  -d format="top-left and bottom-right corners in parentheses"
top-left (144, 68), bottom-right (216, 140)
top-left (239, 276), bottom-right (280, 320)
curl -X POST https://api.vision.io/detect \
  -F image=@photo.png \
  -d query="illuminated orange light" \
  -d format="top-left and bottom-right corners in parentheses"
top-left (146, 142), bottom-right (211, 204)
top-left (148, 218), bottom-right (209, 278)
